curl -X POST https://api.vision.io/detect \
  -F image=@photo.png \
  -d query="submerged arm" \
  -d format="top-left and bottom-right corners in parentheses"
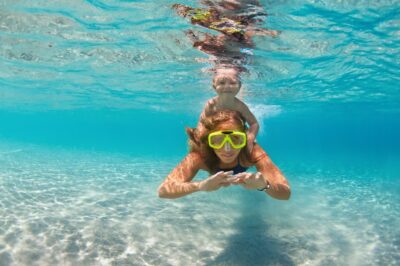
top-left (253, 146), bottom-right (291, 200)
top-left (158, 153), bottom-right (203, 199)
top-left (158, 152), bottom-right (234, 199)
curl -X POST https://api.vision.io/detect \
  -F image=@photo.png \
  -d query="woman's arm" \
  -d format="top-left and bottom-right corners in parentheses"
top-left (252, 145), bottom-right (291, 200)
top-left (158, 152), bottom-right (203, 199)
top-left (158, 152), bottom-right (235, 199)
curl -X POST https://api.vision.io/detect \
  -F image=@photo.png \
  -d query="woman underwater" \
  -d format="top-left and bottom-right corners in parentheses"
top-left (158, 110), bottom-right (290, 200)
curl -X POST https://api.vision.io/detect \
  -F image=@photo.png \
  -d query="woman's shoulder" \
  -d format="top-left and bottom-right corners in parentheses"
top-left (186, 152), bottom-right (209, 170)
top-left (241, 144), bottom-right (268, 167)
top-left (187, 151), bottom-right (203, 161)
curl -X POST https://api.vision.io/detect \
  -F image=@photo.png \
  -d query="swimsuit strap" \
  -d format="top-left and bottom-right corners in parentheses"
top-left (216, 162), bottom-right (248, 174)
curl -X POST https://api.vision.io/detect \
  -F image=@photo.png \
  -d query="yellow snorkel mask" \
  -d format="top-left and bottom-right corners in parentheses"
top-left (208, 130), bottom-right (247, 149)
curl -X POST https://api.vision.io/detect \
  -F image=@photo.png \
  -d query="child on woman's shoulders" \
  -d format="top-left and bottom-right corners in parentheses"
top-left (192, 67), bottom-right (259, 154)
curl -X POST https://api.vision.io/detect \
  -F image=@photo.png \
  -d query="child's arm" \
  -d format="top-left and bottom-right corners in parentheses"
top-left (246, 28), bottom-right (280, 38)
top-left (237, 100), bottom-right (259, 152)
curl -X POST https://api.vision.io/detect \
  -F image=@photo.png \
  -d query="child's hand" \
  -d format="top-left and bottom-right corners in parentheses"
top-left (246, 142), bottom-right (254, 155)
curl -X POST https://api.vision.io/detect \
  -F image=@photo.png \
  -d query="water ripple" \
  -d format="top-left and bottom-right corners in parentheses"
top-left (0, 0), bottom-right (398, 111)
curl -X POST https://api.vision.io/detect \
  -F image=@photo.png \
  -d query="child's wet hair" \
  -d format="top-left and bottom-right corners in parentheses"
top-left (212, 71), bottom-right (242, 89)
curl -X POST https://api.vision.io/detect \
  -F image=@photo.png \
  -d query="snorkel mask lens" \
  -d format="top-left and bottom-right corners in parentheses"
top-left (208, 130), bottom-right (246, 149)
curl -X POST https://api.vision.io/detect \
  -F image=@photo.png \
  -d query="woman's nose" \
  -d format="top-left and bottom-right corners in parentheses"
top-left (224, 142), bottom-right (232, 151)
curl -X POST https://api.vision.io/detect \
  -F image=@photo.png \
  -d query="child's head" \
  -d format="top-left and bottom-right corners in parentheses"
top-left (212, 68), bottom-right (241, 96)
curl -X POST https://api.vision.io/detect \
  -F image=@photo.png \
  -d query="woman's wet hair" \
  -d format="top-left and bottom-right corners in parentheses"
top-left (201, 109), bottom-right (245, 131)
top-left (186, 110), bottom-right (247, 173)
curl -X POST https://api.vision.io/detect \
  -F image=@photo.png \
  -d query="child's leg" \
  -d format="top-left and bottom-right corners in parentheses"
top-left (246, 28), bottom-right (280, 38)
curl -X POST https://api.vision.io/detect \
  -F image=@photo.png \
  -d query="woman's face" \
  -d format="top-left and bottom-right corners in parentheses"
top-left (212, 120), bottom-right (245, 164)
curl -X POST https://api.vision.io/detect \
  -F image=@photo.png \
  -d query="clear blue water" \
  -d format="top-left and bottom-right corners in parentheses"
top-left (0, 0), bottom-right (399, 265)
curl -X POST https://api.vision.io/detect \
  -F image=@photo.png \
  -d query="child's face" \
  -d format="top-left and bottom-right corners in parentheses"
top-left (213, 74), bottom-right (241, 96)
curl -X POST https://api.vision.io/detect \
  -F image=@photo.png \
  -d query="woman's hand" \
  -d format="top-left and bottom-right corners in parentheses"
top-left (232, 172), bottom-right (267, 190)
top-left (199, 171), bottom-right (235, 192)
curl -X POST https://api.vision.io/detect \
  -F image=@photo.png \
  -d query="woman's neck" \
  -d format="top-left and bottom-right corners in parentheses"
top-left (218, 158), bottom-right (239, 169)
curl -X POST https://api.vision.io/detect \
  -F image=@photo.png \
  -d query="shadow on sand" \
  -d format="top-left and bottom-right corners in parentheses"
top-left (208, 206), bottom-right (294, 266)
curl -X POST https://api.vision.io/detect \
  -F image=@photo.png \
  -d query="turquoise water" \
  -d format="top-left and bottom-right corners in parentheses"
top-left (0, 0), bottom-right (399, 265)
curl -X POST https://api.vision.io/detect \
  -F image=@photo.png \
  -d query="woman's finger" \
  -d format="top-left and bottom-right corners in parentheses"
top-left (225, 176), bottom-right (239, 183)
top-left (211, 171), bottom-right (225, 179)
top-left (233, 178), bottom-right (245, 184)
top-left (249, 172), bottom-right (259, 180)
top-left (241, 173), bottom-right (252, 180)
top-left (220, 182), bottom-right (231, 187)
top-left (218, 171), bottom-right (234, 180)
top-left (234, 173), bottom-right (247, 179)
top-left (231, 179), bottom-right (245, 184)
